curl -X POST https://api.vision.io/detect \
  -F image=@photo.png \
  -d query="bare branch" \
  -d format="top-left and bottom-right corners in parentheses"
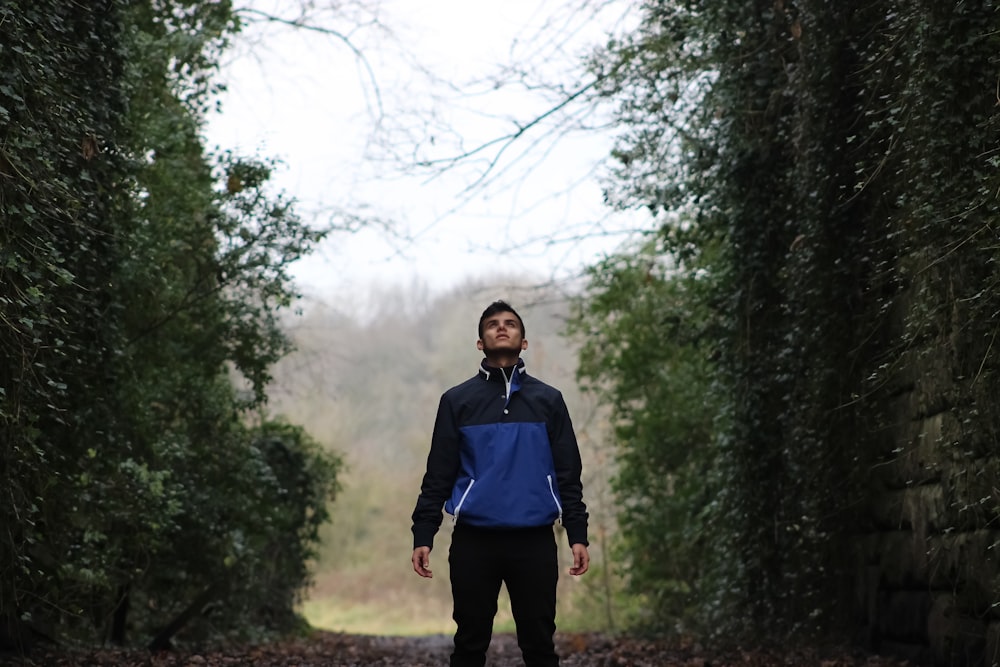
top-left (235, 6), bottom-right (385, 122)
top-left (414, 79), bottom-right (599, 183)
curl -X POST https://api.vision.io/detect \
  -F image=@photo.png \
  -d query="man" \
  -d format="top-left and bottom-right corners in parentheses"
top-left (411, 300), bottom-right (590, 667)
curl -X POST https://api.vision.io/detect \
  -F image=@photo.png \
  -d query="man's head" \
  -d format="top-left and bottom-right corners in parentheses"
top-left (477, 300), bottom-right (527, 361)
top-left (478, 300), bottom-right (525, 338)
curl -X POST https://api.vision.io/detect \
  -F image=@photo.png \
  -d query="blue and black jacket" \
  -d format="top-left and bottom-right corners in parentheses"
top-left (411, 359), bottom-right (589, 550)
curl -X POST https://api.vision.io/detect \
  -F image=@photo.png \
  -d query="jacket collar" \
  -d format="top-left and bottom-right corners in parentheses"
top-left (479, 358), bottom-right (525, 381)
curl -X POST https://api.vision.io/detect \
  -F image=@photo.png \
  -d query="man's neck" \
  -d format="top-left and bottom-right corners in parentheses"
top-left (483, 354), bottom-right (520, 370)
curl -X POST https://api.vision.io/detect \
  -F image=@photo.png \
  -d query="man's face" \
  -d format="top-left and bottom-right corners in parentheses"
top-left (477, 311), bottom-right (527, 355)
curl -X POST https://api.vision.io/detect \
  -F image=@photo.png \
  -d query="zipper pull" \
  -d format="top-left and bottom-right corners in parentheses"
top-left (547, 475), bottom-right (563, 525)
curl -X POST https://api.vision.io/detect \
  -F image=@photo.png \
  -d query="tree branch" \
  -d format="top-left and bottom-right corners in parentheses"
top-left (235, 7), bottom-right (385, 122)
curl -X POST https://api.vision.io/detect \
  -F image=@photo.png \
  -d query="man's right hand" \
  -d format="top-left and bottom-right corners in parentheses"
top-left (412, 546), bottom-right (433, 578)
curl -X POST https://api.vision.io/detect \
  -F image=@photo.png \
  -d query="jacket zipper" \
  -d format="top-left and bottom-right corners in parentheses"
top-left (546, 475), bottom-right (563, 525)
top-left (453, 478), bottom-right (475, 524)
top-left (501, 367), bottom-right (513, 408)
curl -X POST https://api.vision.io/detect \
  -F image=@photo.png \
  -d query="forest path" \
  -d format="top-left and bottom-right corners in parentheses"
top-left (5, 631), bottom-right (912, 666)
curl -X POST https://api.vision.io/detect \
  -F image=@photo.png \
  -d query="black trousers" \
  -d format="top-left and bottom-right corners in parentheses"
top-left (448, 525), bottom-right (559, 667)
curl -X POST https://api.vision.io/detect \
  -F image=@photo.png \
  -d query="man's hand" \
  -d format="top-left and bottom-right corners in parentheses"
top-left (412, 546), bottom-right (433, 578)
top-left (569, 543), bottom-right (590, 576)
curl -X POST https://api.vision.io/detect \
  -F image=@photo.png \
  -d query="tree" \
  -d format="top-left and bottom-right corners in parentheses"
top-left (214, 0), bottom-right (646, 290)
top-left (569, 234), bottom-right (721, 633)
top-left (1, 0), bottom-right (341, 648)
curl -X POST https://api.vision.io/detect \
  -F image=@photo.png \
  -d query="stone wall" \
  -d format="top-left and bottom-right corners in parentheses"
top-left (856, 253), bottom-right (1000, 666)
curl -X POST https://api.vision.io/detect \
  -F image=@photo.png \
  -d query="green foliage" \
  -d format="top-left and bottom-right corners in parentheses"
top-left (584, 0), bottom-right (1000, 646)
top-left (0, 0), bottom-right (134, 642)
top-left (569, 236), bottom-right (721, 634)
top-left (128, 416), bottom-right (342, 642)
top-left (1, 0), bottom-right (340, 649)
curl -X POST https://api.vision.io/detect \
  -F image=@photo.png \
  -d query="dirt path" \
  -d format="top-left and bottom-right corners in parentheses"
top-left (4, 631), bottom-right (912, 666)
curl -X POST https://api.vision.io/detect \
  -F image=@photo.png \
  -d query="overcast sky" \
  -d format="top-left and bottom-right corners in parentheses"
top-left (205, 1), bottom-right (647, 303)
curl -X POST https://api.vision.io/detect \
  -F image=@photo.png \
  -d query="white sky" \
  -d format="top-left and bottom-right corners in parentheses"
top-left (205, 1), bottom-right (648, 302)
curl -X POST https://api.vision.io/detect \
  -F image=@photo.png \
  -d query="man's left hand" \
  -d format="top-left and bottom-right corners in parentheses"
top-left (569, 543), bottom-right (590, 576)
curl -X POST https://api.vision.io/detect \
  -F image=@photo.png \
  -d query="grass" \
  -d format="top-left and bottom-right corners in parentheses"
top-left (301, 592), bottom-right (517, 637)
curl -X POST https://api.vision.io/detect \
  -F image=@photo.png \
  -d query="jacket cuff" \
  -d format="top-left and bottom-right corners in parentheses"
top-left (565, 525), bottom-right (589, 548)
top-left (412, 525), bottom-right (437, 551)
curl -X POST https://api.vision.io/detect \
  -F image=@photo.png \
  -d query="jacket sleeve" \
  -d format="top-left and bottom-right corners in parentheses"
top-left (411, 392), bottom-right (461, 550)
top-left (548, 391), bottom-right (589, 547)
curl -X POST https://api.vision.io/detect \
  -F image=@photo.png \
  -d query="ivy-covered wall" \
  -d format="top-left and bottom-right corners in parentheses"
top-left (1, 3), bottom-right (132, 642)
top-left (860, 197), bottom-right (1000, 663)
top-left (849, 2), bottom-right (1000, 664)
top-left (584, 1), bottom-right (1000, 663)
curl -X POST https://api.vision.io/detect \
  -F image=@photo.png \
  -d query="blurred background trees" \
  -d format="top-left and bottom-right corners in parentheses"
top-left (267, 280), bottom-right (621, 635)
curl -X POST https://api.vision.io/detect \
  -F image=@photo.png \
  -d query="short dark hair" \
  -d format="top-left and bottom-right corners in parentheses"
top-left (478, 300), bottom-right (525, 338)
